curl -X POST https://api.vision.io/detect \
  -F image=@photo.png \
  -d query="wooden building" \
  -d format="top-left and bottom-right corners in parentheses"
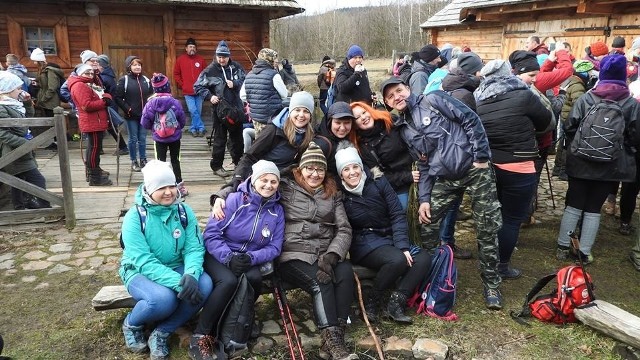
top-left (0, 0), bottom-right (302, 81)
top-left (421, 0), bottom-right (640, 60)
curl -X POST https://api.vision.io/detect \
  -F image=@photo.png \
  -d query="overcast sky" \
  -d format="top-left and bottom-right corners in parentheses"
top-left (295, 0), bottom-right (389, 15)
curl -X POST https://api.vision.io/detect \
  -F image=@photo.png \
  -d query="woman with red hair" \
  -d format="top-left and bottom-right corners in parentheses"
top-left (349, 101), bottom-right (415, 208)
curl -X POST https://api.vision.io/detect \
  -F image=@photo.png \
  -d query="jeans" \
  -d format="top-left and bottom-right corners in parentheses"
top-left (319, 89), bottom-right (328, 117)
top-left (185, 95), bottom-right (204, 132)
top-left (243, 127), bottom-right (255, 153)
top-left (126, 266), bottom-right (213, 334)
top-left (355, 245), bottom-right (431, 297)
top-left (439, 197), bottom-right (461, 245)
top-left (494, 168), bottom-right (537, 264)
top-left (155, 140), bottom-right (182, 183)
top-left (11, 168), bottom-right (47, 209)
top-left (195, 253), bottom-right (263, 335)
top-left (125, 119), bottom-right (147, 162)
top-left (278, 259), bottom-right (354, 328)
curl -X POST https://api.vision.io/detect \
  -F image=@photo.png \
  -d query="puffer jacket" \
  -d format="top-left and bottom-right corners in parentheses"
top-left (68, 75), bottom-right (109, 133)
top-left (0, 104), bottom-right (36, 175)
top-left (115, 73), bottom-right (153, 120)
top-left (140, 94), bottom-right (187, 143)
top-left (395, 91), bottom-right (491, 203)
top-left (204, 178), bottom-right (284, 266)
top-left (334, 58), bottom-right (373, 105)
top-left (341, 171), bottom-right (410, 263)
top-left (565, 83), bottom-right (640, 182)
top-left (119, 184), bottom-right (204, 292)
top-left (475, 76), bottom-right (552, 164)
top-left (278, 176), bottom-right (352, 265)
top-left (356, 120), bottom-right (413, 193)
top-left (560, 75), bottom-right (587, 121)
top-left (36, 64), bottom-right (64, 110)
top-left (244, 59), bottom-right (283, 123)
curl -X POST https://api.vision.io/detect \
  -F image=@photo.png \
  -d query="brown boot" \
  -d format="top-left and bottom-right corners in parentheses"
top-left (320, 326), bottom-right (358, 360)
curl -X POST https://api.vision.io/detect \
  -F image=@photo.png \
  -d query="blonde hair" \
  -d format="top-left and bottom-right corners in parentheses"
top-left (283, 113), bottom-right (314, 150)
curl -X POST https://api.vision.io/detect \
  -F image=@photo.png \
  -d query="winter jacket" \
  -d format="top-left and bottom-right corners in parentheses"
top-left (317, 59), bottom-right (336, 91)
top-left (99, 66), bottom-right (117, 97)
top-left (560, 75), bottom-right (587, 121)
top-left (535, 50), bottom-right (573, 93)
top-left (334, 58), bottom-right (373, 105)
top-left (408, 60), bottom-right (437, 95)
top-left (193, 59), bottom-right (246, 108)
top-left (441, 68), bottom-right (480, 112)
top-left (395, 91), bottom-right (491, 203)
top-left (119, 184), bottom-right (204, 292)
top-left (356, 120), bottom-right (413, 193)
top-left (173, 53), bottom-right (206, 95)
top-left (36, 64), bottom-right (63, 110)
top-left (140, 94), bottom-right (187, 143)
top-left (204, 178), bottom-right (285, 266)
top-left (68, 75), bottom-right (109, 133)
top-left (341, 172), bottom-right (410, 263)
top-left (279, 66), bottom-right (300, 89)
top-left (475, 76), bottom-right (552, 164)
top-left (313, 116), bottom-right (345, 175)
top-left (564, 82), bottom-right (640, 182)
top-left (531, 43), bottom-right (550, 55)
top-left (233, 109), bottom-right (308, 183)
top-left (115, 73), bottom-right (153, 121)
top-left (0, 104), bottom-right (36, 175)
top-left (60, 70), bottom-right (104, 107)
top-left (6, 64), bottom-right (31, 91)
top-left (244, 59), bottom-right (285, 124)
top-left (277, 176), bottom-right (352, 265)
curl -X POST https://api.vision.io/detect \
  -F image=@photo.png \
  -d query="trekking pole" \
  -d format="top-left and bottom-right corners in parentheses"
top-left (272, 278), bottom-right (305, 360)
top-left (353, 273), bottom-right (384, 360)
top-left (568, 231), bottom-right (596, 301)
top-left (544, 160), bottom-right (555, 209)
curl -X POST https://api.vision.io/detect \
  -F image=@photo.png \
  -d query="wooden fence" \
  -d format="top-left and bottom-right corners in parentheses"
top-left (0, 107), bottom-right (76, 228)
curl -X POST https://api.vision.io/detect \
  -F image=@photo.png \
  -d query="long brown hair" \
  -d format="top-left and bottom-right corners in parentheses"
top-left (292, 167), bottom-right (337, 199)
top-left (348, 101), bottom-right (393, 151)
top-left (283, 114), bottom-right (314, 150)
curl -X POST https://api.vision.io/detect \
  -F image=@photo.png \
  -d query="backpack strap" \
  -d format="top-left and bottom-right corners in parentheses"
top-left (177, 203), bottom-right (188, 229)
top-left (135, 204), bottom-right (148, 234)
top-left (510, 272), bottom-right (557, 325)
top-left (124, 75), bottom-right (128, 95)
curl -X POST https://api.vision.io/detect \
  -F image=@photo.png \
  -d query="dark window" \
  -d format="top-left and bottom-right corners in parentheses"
top-left (24, 27), bottom-right (57, 55)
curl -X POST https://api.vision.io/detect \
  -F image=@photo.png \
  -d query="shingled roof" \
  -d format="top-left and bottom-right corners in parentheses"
top-left (68, 0), bottom-right (303, 16)
top-left (420, 0), bottom-right (532, 28)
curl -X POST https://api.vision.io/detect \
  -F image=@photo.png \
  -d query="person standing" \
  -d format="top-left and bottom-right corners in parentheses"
top-left (333, 45), bottom-right (373, 105)
top-left (116, 55), bottom-right (153, 172)
top-left (96, 54), bottom-right (129, 156)
top-left (317, 56), bottom-right (336, 117)
top-left (174, 38), bottom-right (206, 137)
top-left (279, 58), bottom-right (302, 94)
top-left (194, 40), bottom-right (246, 178)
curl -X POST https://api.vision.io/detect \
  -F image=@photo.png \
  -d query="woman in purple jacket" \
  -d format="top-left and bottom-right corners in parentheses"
top-left (189, 160), bottom-right (285, 358)
top-left (141, 73), bottom-right (187, 197)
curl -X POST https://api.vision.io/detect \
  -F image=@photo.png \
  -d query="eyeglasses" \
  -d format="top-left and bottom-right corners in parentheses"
top-left (82, 71), bottom-right (94, 76)
top-left (88, 59), bottom-right (98, 63)
top-left (304, 166), bottom-right (325, 175)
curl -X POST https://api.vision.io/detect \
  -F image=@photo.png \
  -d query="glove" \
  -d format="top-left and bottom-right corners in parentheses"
top-left (316, 268), bottom-right (332, 284)
top-left (228, 253), bottom-right (252, 277)
top-left (316, 252), bottom-right (339, 284)
top-left (177, 274), bottom-right (199, 304)
top-left (322, 252), bottom-right (339, 268)
top-left (103, 97), bottom-right (112, 106)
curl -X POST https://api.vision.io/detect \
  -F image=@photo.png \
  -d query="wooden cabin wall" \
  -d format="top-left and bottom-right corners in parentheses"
top-left (431, 25), bottom-right (504, 61)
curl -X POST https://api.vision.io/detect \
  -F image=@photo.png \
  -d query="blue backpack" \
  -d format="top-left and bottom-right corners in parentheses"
top-left (408, 244), bottom-right (458, 321)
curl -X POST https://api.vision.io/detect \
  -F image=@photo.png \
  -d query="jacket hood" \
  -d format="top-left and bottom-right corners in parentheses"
top-left (67, 74), bottom-right (92, 91)
top-left (322, 59), bottom-right (336, 67)
top-left (8, 64), bottom-right (28, 74)
top-left (149, 94), bottom-right (177, 112)
top-left (125, 55), bottom-right (140, 72)
top-left (411, 60), bottom-right (436, 73)
top-left (591, 81), bottom-right (630, 101)
top-left (46, 65), bottom-right (64, 77)
top-left (442, 68), bottom-right (480, 93)
top-left (474, 75), bottom-right (529, 102)
top-left (271, 107), bottom-right (289, 129)
top-left (237, 177), bottom-right (282, 204)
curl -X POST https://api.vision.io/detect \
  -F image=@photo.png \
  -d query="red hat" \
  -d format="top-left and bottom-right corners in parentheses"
top-left (590, 41), bottom-right (609, 57)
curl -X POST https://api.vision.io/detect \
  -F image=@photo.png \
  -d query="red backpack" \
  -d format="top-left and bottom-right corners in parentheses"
top-left (512, 265), bottom-right (595, 325)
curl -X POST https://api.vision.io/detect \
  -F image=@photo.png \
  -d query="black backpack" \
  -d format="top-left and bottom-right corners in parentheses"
top-left (217, 98), bottom-right (245, 128)
top-left (217, 273), bottom-right (256, 356)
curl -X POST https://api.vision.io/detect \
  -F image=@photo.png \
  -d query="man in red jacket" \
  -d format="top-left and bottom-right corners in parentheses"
top-left (174, 38), bottom-right (206, 137)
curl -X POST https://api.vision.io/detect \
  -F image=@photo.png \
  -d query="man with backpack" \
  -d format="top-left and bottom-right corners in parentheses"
top-left (194, 40), bottom-right (247, 179)
top-left (381, 76), bottom-right (505, 310)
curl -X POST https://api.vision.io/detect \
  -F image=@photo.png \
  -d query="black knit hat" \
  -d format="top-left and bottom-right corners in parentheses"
top-left (612, 36), bottom-right (626, 49)
top-left (419, 45), bottom-right (440, 63)
top-left (186, 38), bottom-right (197, 47)
top-left (509, 50), bottom-right (540, 74)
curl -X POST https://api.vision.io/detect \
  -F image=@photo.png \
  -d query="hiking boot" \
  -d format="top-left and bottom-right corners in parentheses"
top-left (573, 251), bottom-right (594, 266)
top-left (250, 320), bottom-right (261, 339)
top-left (363, 290), bottom-right (382, 324)
top-left (122, 319), bottom-right (147, 353)
top-left (198, 130), bottom-right (207, 137)
top-left (629, 252), bottom-right (640, 272)
top-left (190, 130), bottom-right (198, 137)
top-left (113, 147), bottom-right (129, 156)
top-left (131, 161), bottom-right (141, 172)
top-left (89, 176), bottom-right (113, 186)
top-left (498, 263), bottom-right (522, 280)
top-left (139, 158), bottom-right (148, 168)
top-left (188, 334), bottom-right (216, 360)
top-left (320, 326), bottom-right (359, 360)
top-left (178, 181), bottom-right (189, 197)
top-left (25, 197), bottom-right (51, 209)
top-left (385, 291), bottom-right (412, 324)
top-left (212, 168), bottom-right (231, 178)
top-left (619, 223), bottom-right (634, 236)
top-left (483, 286), bottom-right (503, 310)
top-left (556, 245), bottom-right (571, 260)
top-left (85, 168), bottom-right (110, 182)
top-left (148, 329), bottom-right (171, 360)
top-left (602, 199), bottom-right (616, 215)
top-left (44, 142), bottom-right (57, 151)
top-left (450, 244), bottom-right (472, 259)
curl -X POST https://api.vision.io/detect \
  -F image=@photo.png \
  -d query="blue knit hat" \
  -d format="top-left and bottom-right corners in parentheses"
top-left (599, 54), bottom-right (627, 82)
top-left (216, 40), bottom-right (231, 57)
top-left (347, 45), bottom-right (364, 60)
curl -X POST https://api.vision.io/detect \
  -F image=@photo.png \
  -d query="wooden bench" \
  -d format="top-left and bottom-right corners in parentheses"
top-left (92, 265), bottom-right (378, 311)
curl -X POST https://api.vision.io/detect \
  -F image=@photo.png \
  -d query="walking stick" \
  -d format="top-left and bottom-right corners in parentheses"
top-left (544, 160), bottom-right (556, 209)
top-left (354, 273), bottom-right (384, 360)
top-left (272, 277), bottom-right (305, 360)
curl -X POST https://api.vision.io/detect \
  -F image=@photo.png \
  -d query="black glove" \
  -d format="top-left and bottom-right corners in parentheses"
top-left (228, 253), bottom-right (252, 277)
top-left (177, 274), bottom-right (199, 303)
top-left (103, 97), bottom-right (112, 106)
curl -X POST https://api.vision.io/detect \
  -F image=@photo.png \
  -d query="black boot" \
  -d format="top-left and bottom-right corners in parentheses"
top-left (363, 290), bottom-right (382, 324)
top-left (386, 291), bottom-right (412, 324)
top-left (89, 168), bottom-right (112, 186)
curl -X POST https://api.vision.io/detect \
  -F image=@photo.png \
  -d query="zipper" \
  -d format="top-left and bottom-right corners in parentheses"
top-left (240, 201), bottom-right (266, 252)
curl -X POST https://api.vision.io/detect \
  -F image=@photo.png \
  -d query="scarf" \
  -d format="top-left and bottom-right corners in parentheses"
top-left (0, 96), bottom-right (26, 115)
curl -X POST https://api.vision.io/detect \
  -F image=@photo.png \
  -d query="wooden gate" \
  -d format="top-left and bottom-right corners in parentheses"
top-left (0, 107), bottom-right (76, 228)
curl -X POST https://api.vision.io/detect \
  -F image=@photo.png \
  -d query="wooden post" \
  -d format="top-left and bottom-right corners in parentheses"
top-left (54, 107), bottom-right (76, 229)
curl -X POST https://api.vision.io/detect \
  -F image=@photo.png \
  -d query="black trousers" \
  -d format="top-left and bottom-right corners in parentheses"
top-left (155, 140), bottom-right (182, 183)
top-left (278, 259), bottom-right (354, 328)
top-left (566, 177), bottom-right (615, 213)
top-left (85, 131), bottom-right (103, 176)
top-left (195, 253), bottom-right (262, 336)
top-left (356, 245), bottom-right (431, 297)
top-left (210, 107), bottom-right (243, 170)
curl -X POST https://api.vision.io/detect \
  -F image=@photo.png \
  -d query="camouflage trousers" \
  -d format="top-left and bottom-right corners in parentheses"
top-left (420, 166), bottom-right (503, 289)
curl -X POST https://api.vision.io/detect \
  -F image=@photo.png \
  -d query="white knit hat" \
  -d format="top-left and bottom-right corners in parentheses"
top-left (142, 160), bottom-right (176, 195)
top-left (30, 48), bottom-right (46, 62)
top-left (251, 160), bottom-right (280, 186)
top-left (0, 71), bottom-right (24, 94)
top-left (335, 145), bottom-right (363, 174)
top-left (80, 49), bottom-right (98, 64)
